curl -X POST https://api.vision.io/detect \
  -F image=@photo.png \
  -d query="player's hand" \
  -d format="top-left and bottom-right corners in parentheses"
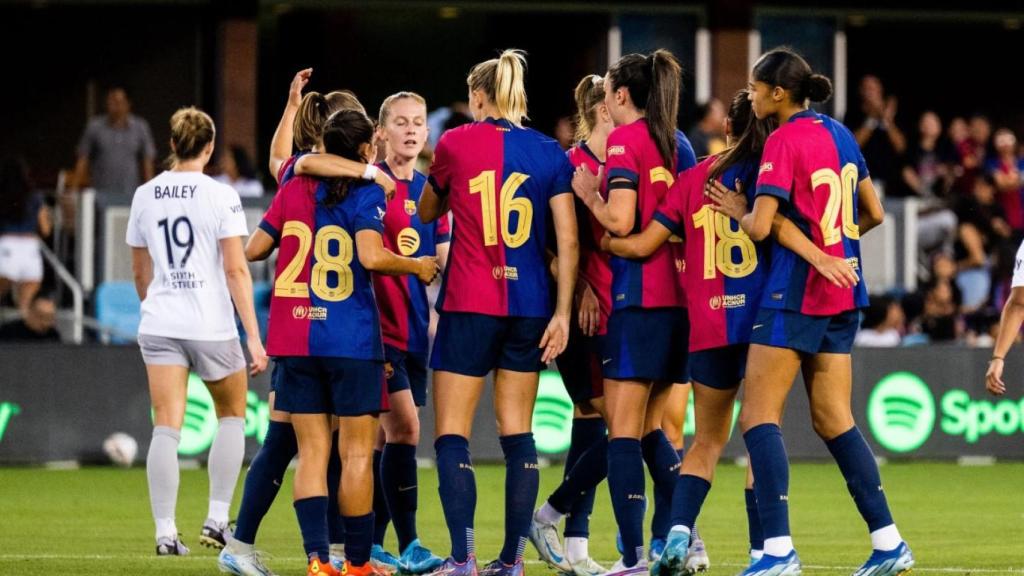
top-left (376, 170), bottom-right (397, 200)
top-left (573, 164), bottom-right (603, 208)
top-left (539, 312), bottom-right (570, 364)
top-left (811, 254), bottom-right (860, 289)
top-left (247, 336), bottom-right (269, 376)
top-left (706, 179), bottom-right (748, 221)
top-left (576, 281), bottom-right (600, 337)
top-left (416, 255), bottom-right (440, 284)
top-left (986, 358), bottom-right (1006, 396)
top-left (288, 68), bottom-right (313, 109)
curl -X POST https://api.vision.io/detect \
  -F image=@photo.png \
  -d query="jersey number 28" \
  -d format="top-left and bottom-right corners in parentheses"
top-left (275, 221), bottom-right (353, 302)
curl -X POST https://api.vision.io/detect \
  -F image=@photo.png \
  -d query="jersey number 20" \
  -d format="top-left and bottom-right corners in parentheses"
top-left (813, 163), bottom-right (860, 247)
top-left (275, 221), bottom-right (353, 302)
top-left (469, 170), bottom-right (532, 248)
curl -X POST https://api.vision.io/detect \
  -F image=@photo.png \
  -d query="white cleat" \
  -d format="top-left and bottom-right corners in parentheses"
top-left (604, 558), bottom-right (649, 576)
top-left (567, 556), bottom-right (606, 576)
top-left (527, 510), bottom-right (571, 573)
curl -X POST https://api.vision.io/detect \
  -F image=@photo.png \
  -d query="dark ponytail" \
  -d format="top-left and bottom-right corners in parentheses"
top-left (320, 109), bottom-right (376, 206)
top-left (708, 90), bottom-right (778, 182)
top-left (752, 47), bottom-right (833, 104)
top-left (608, 49), bottom-right (681, 170)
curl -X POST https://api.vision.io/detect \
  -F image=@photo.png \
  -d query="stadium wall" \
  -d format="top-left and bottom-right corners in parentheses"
top-left (0, 345), bottom-right (1021, 465)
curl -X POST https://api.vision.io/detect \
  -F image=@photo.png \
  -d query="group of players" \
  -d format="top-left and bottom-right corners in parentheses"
top-left (128, 44), bottom-right (916, 576)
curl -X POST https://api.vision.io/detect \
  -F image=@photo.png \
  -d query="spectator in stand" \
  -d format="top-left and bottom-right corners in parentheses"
top-left (954, 114), bottom-right (991, 195)
top-left (215, 145), bottom-right (264, 198)
top-left (426, 101), bottom-right (470, 149)
top-left (72, 87), bottom-right (157, 194)
top-left (0, 295), bottom-right (60, 342)
top-left (955, 174), bottom-right (1012, 312)
top-left (854, 295), bottom-right (904, 347)
top-left (902, 111), bottom-right (958, 267)
top-left (0, 157), bottom-right (51, 318)
top-left (686, 97), bottom-right (726, 158)
top-left (986, 128), bottom-right (1024, 235)
top-left (848, 75), bottom-right (907, 194)
top-left (920, 280), bottom-right (961, 342)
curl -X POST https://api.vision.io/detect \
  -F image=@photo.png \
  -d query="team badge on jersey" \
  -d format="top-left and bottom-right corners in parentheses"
top-left (404, 199), bottom-right (417, 216)
top-left (397, 227), bottom-right (421, 256)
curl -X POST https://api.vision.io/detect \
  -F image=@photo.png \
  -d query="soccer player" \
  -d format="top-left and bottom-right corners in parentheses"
top-left (365, 91), bottom-right (448, 575)
top-left (417, 49), bottom-right (579, 576)
top-left (221, 70), bottom-right (389, 576)
top-left (529, 74), bottom-right (612, 576)
top-left (572, 50), bottom-right (696, 575)
top-left (984, 236), bottom-right (1024, 396)
top-left (244, 109), bottom-right (439, 576)
top-left (706, 48), bottom-right (913, 576)
top-left (126, 107), bottom-right (268, 556)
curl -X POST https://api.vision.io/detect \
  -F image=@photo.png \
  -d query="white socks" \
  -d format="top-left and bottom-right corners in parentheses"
top-left (148, 426), bottom-right (181, 540)
top-left (208, 417), bottom-right (245, 524)
top-left (870, 524), bottom-right (903, 552)
top-left (536, 502), bottom-right (564, 526)
top-left (565, 537), bottom-right (589, 564)
top-left (763, 536), bottom-right (794, 557)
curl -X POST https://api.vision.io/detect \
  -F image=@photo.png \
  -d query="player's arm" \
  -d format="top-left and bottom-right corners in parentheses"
top-left (356, 230), bottom-right (438, 282)
top-left (857, 177), bottom-right (885, 235)
top-left (418, 182), bottom-right (449, 224)
top-left (574, 166), bottom-right (636, 236)
top-left (987, 286), bottom-right (1024, 396)
top-left (771, 215), bottom-right (858, 288)
top-left (436, 241), bottom-right (450, 274)
top-left (245, 228), bottom-right (276, 262)
top-left (541, 192), bottom-right (579, 363)
top-left (221, 236), bottom-right (268, 375)
top-left (270, 68), bottom-right (311, 182)
top-left (131, 247), bottom-right (152, 301)
top-left (603, 220), bottom-right (673, 259)
top-left (294, 154), bottom-right (397, 199)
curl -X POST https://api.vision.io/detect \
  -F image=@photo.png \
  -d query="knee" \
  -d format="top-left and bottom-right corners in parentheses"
top-left (386, 414), bottom-right (420, 445)
top-left (810, 406), bottom-right (854, 441)
top-left (691, 432), bottom-right (727, 459)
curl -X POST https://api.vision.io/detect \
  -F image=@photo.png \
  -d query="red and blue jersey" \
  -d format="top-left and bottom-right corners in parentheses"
top-left (428, 117), bottom-right (573, 318)
top-left (567, 142), bottom-right (612, 335)
top-left (653, 156), bottom-right (766, 351)
top-left (605, 119), bottom-right (697, 310)
top-left (373, 162), bottom-right (451, 355)
top-left (259, 176), bottom-right (387, 360)
top-left (277, 152), bottom-right (307, 186)
top-left (755, 109), bottom-right (871, 316)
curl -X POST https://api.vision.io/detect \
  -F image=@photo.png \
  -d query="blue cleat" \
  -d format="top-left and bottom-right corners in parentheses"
top-left (427, 556), bottom-right (478, 576)
top-left (649, 538), bottom-right (667, 563)
top-left (399, 539), bottom-right (445, 575)
top-left (650, 527), bottom-right (689, 576)
top-left (370, 544), bottom-right (401, 574)
top-left (738, 550), bottom-right (801, 576)
top-left (852, 542), bottom-right (914, 576)
top-left (478, 559), bottom-right (523, 576)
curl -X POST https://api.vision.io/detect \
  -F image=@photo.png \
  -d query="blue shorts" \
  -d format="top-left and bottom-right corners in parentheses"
top-left (556, 330), bottom-right (605, 405)
top-left (603, 307), bottom-right (690, 382)
top-left (273, 356), bottom-right (388, 416)
top-left (689, 344), bottom-right (748, 390)
top-left (385, 345), bottom-right (428, 407)
top-left (430, 312), bottom-right (548, 377)
top-left (750, 308), bottom-right (859, 355)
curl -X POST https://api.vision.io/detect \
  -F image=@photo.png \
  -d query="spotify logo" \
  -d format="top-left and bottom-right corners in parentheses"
top-left (397, 227), bottom-right (421, 256)
top-left (532, 370), bottom-right (574, 454)
top-left (867, 371), bottom-right (936, 453)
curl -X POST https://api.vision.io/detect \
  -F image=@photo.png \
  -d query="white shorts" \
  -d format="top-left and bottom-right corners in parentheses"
top-left (0, 235), bottom-right (43, 283)
top-left (138, 334), bottom-right (246, 381)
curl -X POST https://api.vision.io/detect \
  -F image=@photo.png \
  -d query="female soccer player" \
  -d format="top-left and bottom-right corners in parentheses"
top-left (245, 109), bottom-right (438, 576)
top-left (985, 235), bottom-right (1024, 396)
top-left (530, 74), bottom-right (613, 576)
top-left (126, 107), bottom-right (267, 556)
top-left (417, 49), bottom-right (579, 576)
top-left (706, 48), bottom-right (913, 576)
top-left (572, 50), bottom-right (695, 575)
top-left (365, 91), bottom-right (448, 575)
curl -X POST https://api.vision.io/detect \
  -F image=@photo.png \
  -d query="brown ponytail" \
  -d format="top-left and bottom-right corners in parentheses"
top-left (608, 49), bottom-right (681, 170)
top-left (573, 74), bottom-right (605, 142)
top-left (293, 89), bottom-right (365, 152)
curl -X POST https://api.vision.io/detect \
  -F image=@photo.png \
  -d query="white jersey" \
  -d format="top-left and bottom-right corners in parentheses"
top-left (1014, 239), bottom-right (1024, 288)
top-left (126, 170), bottom-right (249, 341)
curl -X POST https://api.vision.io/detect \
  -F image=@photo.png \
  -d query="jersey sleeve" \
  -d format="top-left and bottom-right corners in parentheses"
top-left (435, 212), bottom-right (451, 244)
top-left (676, 133), bottom-right (698, 172)
top-left (605, 129), bottom-right (641, 192)
top-left (652, 171), bottom-right (689, 237)
top-left (355, 185), bottom-right (387, 234)
top-left (125, 191), bottom-right (146, 247)
top-left (755, 133), bottom-right (797, 202)
top-left (1012, 238), bottom-right (1024, 288)
top-left (258, 186), bottom-right (286, 243)
top-left (428, 133), bottom-right (454, 197)
top-left (217, 185), bottom-right (249, 239)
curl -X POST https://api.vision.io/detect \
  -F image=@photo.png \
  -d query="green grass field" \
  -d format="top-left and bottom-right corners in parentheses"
top-left (0, 463), bottom-right (1021, 575)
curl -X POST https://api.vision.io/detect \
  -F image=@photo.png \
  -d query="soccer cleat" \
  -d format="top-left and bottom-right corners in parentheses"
top-left (342, 560), bottom-right (390, 576)
top-left (684, 530), bottom-right (710, 574)
top-left (528, 510), bottom-right (571, 573)
top-left (650, 527), bottom-right (689, 576)
top-left (478, 559), bottom-right (524, 576)
top-left (427, 556), bottom-right (479, 576)
top-left (605, 558), bottom-right (649, 576)
top-left (156, 534), bottom-right (190, 556)
top-left (200, 519), bottom-right (235, 549)
top-left (852, 542), bottom-right (915, 576)
top-left (749, 551), bottom-right (764, 568)
top-left (399, 539), bottom-right (445, 574)
top-left (567, 555), bottom-right (606, 576)
top-left (738, 550), bottom-right (801, 576)
top-left (330, 544), bottom-right (346, 573)
top-left (649, 538), bottom-right (666, 563)
top-left (306, 557), bottom-right (341, 576)
top-left (370, 544), bottom-right (401, 574)
top-left (218, 542), bottom-right (277, 576)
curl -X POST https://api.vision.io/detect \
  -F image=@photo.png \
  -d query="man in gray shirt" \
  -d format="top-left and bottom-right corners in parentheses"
top-left (72, 87), bottom-right (157, 194)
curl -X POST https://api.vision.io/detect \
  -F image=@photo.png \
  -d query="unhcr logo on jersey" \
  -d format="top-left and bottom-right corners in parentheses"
top-left (292, 305), bottom-right (328, 320)
top-left (491, 265), bottom-right (519, 280)
top-left (709, 294), bottom-right (746, 310)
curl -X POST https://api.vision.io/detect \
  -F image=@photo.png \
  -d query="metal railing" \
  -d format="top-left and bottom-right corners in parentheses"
top-left (39, 242), bottom-right (84, 344)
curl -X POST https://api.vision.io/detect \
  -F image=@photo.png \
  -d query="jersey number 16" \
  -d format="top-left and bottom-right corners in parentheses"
top-left (469, 170), bottom-right (533, 248)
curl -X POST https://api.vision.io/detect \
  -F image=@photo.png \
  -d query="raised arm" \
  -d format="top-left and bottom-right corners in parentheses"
top-left (270, 68), bottom-right (311, 182)
top-left (293, 154), bottom-right (396, 199)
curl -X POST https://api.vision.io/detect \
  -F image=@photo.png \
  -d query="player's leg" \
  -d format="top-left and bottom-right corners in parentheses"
top-left (291, 411), bottom-right (333, 570)
top-left (328, 421), bottom-right (346, 569)
top-left (337, 412), bottom-right (382, 574)
top-left (371, 417), bottom-right (395, 573)
top-left (661, 385), bottom-right (687, 461)
top-left (641, 380), bottom-right (682, 561)
top-left (744, 462), bottom-right (763, 566)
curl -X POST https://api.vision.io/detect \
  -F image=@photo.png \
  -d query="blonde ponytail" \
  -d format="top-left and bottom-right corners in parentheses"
top-left (468, 49), bottom-right (529, 126)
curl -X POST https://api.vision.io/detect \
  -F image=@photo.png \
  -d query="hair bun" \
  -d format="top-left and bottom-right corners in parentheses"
top-left (805, 74), bottom-right (833, 103)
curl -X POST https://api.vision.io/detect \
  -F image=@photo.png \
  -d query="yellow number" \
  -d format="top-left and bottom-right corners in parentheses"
top-left (469, 170), bottom-right (533, 248)
top-left (274, 221), bottom-right (354, 302)
top-left (813, 163), bottom-right (860, 247)
top-left (275, 221), bottom-right (313, 297)
top-left (311, 225), bottom-right (354, 302)
top-left (649, 166), bottom-right (676, 188)
top-left (692, 205), bottom-right (758, 279)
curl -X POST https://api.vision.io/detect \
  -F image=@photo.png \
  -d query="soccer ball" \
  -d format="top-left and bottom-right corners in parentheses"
top-left (103, 432), bottom-right (138, 467)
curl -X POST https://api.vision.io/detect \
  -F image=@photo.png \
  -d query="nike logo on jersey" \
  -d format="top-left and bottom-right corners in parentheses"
top-left (752, 324), bottom-right (764, 330)
top-left (376, 206), bottom-right (386, 221)
top-left (602, 358), bottom-right (613, 365)
top-left (398, 485), bottom-right (418, 492)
